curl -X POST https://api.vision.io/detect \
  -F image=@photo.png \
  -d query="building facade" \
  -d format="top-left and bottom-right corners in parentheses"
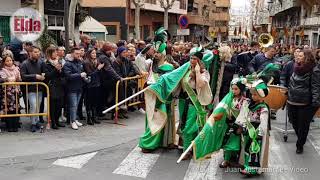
top-left (82, 0), bottom-right (188, 42)
top-left (0, 0), bottom-right (21, 44)
top-left (228, 1), bottom-right (252, 42)
top-left (187, 0), bottom-right (230, 42)
top-left (269, 0), bottom-right (320, 47)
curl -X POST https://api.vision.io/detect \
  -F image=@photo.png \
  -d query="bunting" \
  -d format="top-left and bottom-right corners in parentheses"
top-left (284, 26), bottom-right (289, 37)
top-left (234, 27), bottom-right (238, 36)
top-left (271, 27), bottom-right (278, 39)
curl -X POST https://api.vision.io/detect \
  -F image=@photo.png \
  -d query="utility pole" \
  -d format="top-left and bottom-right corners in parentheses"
top-left (64, 0), bottom-right (69, 53)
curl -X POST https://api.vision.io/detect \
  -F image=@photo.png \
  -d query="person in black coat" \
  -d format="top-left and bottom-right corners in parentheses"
top-left (219, 60), bottom-right (237, 101)
top-left (44, 46), bottom-right (66, 129)
top-left (112, 46), bottom-right (139, 118)
top-left (83, 49), bottom-right (104, 125)
top-left (97, 42), bottom-right (122, 118)
top-left (20, 46), bottom-right (47, 132)
top-left (236, 41), bottom-right (260, 76)
top-left (287, 49), bottom-right (320, 154)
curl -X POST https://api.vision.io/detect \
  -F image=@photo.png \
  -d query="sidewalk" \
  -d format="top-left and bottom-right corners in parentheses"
top-left (0, 111), bottom-right (145, 165)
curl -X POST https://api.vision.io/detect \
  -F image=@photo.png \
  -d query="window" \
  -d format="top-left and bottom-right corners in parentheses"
top-left (56, 16), bottom-right (64, 27)
top-left (143, 25), bottom-right (150, 39)
top-left (106, 25), bottom-right (117, 35)
top-left (215, 21), bottom-right (227, 27)
top-left (192, 3), bottom-right (198, 15)
top-left (145, 0), bottom-right (156, 4)
top-left (215, 7), bottom-right (229, 13)
top-left (179, 0), bottom-right (186, 10)
top-left (47, 15), bottom-right (64, 27)
top-left (48, 15), bottom-right (56, 26)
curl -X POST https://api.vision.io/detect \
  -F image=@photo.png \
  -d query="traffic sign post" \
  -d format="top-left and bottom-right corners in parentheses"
top-left (178, 15), bottom-right (189, 29)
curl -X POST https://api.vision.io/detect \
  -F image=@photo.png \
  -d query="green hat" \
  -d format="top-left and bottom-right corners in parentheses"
top-left (201, 50), bottom-right (214, 69)
top-left (190, 46), bottom-right (204, 60)
top-left (154, 41), bottom-right (167, 55)
top-left (231, 77), bottom-right (247, 92)
top-left (153, 27), bottom-right (169, 55)
top-left (252, 80), bottom-right (269, 98)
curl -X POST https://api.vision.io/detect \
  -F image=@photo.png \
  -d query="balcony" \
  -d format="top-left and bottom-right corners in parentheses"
top-left (134, 0), bottom-right (187, 15)
top-left (269, 0), bottom-right (299, 16)
top-left (209, 26), bottom-right (228, 33)
top-left (81, 0), bottom-right (127, 7)
top-left (188, 14), bottom-right (214, 26)
top-left (304, 16), bottom-right (320, 26)
top-left (215, 0), bottom-right (231, 8)
top-left (211, 12), bottom-right (230, 21)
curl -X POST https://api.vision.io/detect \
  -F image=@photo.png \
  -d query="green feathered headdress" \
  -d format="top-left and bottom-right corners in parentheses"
top-left (153, 27), bottom-right (170, 55)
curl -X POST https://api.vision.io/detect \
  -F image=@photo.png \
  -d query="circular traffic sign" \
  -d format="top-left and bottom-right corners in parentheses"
top-left (178, 15), bottom-right (189, 29)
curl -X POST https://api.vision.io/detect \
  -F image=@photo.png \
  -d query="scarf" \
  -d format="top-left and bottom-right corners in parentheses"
top-left (0, 65), bottom-right (20, 81)
top-left (294, 61), bottom-right (315, 76)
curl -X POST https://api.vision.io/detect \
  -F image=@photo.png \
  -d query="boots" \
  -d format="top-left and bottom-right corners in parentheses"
top-left (92, 110), bottom-right (101, 124)
top-left (51, 119), bottom-right (59, 130)
top-left (87, 111), bottom-right (94, 125)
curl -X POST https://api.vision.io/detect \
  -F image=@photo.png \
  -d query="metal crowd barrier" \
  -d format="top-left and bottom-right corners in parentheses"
top-left (113, 75), bottom-right (146, 125)
top-left (0, 82), bottom-right (51, 130)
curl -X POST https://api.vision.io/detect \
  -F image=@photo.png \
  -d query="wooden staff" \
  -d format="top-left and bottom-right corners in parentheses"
top-left (102, 87), bottom-right (149, 114)
top-left (177, 141), bottom-right (194, 164)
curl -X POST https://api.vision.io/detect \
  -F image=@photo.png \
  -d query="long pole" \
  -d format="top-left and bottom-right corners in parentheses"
top-left (177, 142), bottom-right (194, 164)
top-left (102, 87), bottom-right (149, 114)
top-left (64, 0), bottom-right (69, 53)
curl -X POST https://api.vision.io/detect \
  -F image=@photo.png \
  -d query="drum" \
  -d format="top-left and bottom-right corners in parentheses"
top-left (263, 85), bottom-right (288, 110)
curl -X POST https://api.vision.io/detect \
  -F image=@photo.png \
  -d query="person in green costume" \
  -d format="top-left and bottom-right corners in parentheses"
top-left (139, 27), bottom-right (177, 153)
top-left (178, 46), bottom-right (213, 160)
top-left (139, 45), bottom-right (213, 154)
top-left (218, 77), bottom-right (249, 168)
top-left (146, 27), bottom-right (175, 85)
top-left (235, 79), bottom-right (270, 176)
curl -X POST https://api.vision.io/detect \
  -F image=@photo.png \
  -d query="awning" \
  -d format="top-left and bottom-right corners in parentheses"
top-left (79, 16), bottom-right (108, 34)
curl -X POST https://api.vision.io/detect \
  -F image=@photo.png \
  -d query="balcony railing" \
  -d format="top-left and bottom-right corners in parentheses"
top-left (269, 0), bottom-right (298, 16)
top-left (304, 16), bottom-right (320, 26)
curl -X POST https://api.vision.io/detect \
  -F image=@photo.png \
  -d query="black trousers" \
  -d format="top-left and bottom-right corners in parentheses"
top-left (85, 87), bottom-right (100, 118)
top-left (287, 104), bottom-right (317, 148)
top-left (4, 111), bottom-right (20, 130)
top-left (50, 98), bottom-right (63, 126)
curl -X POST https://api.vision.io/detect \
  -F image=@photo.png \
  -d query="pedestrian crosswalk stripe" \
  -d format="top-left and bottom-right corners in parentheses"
top-left (308, 133), bottom-right (320, 156)
top-left (52, 152), bottom-right (97, 169)
top-left (113, 146), bottom-right (160, 178)
top-left (183, 150), bottom-right (223, 180)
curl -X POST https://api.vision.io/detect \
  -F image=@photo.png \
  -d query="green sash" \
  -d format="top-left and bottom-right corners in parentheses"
top-left (246, 103), bottom-right (268, 154)
top-left (182, 70), bottom-right (207, 128)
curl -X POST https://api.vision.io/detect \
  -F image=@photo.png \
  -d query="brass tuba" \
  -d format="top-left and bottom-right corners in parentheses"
top-left (258, 33), bottom-right (274, 48)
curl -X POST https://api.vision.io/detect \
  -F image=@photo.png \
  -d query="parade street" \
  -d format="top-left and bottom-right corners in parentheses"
top-left (0, 110), bottom-right (320, 180)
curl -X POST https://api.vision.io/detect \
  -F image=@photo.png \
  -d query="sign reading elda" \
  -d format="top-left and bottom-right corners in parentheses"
top-left (10, 8), bottom-right (45, 42)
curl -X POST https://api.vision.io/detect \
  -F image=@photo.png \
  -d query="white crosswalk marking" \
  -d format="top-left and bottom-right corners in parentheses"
top-left (183, 150), bottom-right (223, 180)
top-left (308, 133), bottom-right (320, 156)
top-left (53, 152), bottom-right (97, 169)
top-left (113, 146), bottom-right (160, 178)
